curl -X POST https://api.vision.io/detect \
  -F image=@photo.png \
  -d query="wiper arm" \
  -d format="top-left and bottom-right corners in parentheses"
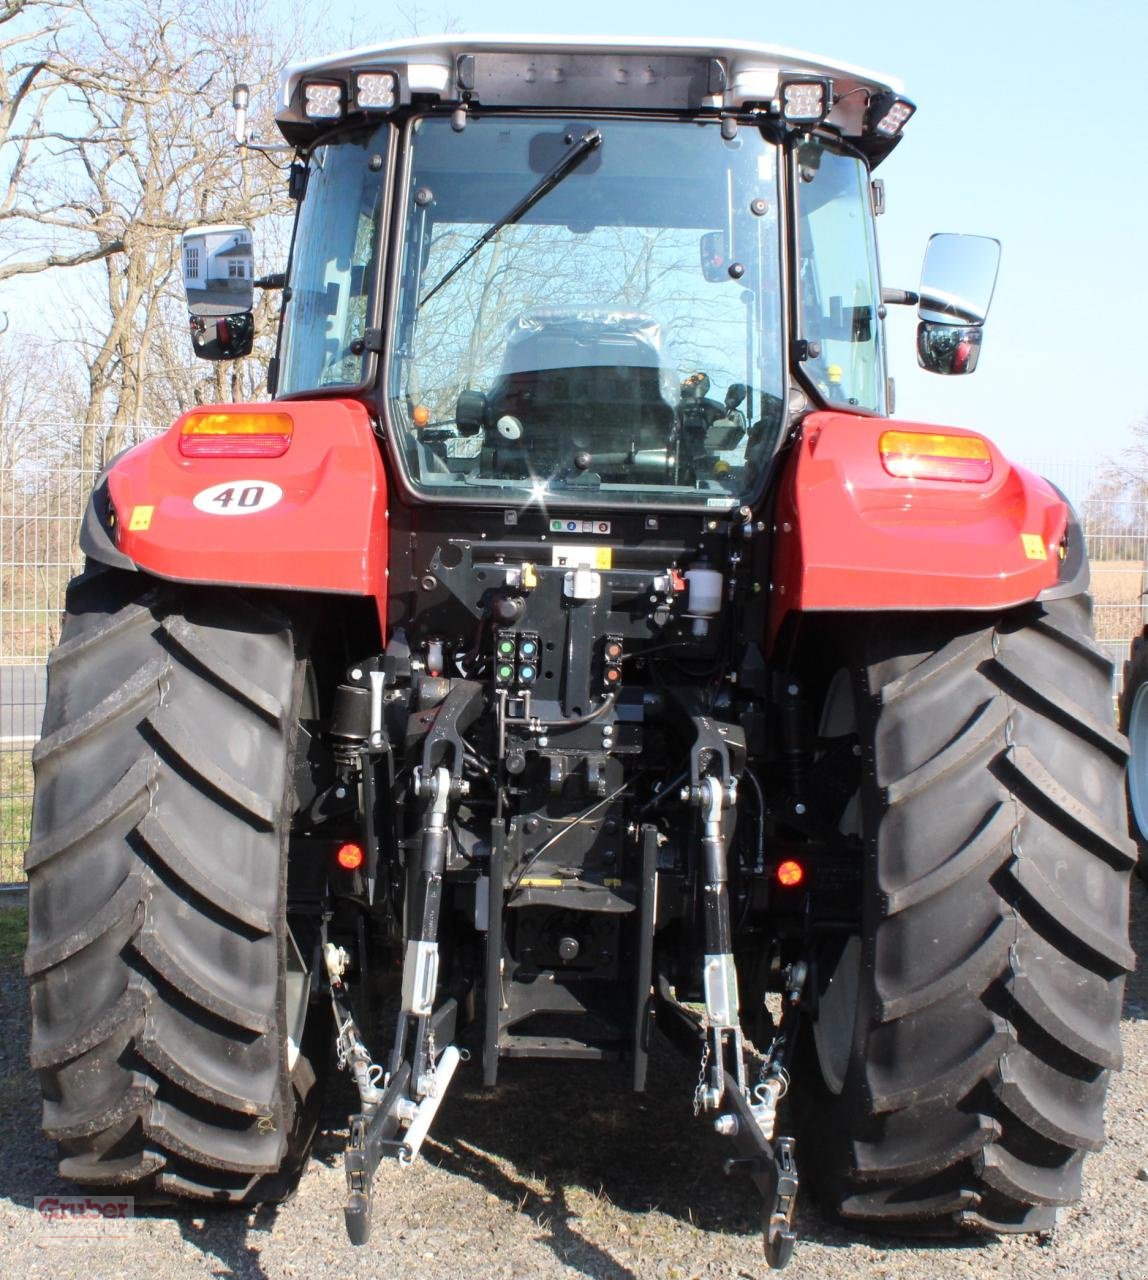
top-left (419, 128), bottom-right (603, 307)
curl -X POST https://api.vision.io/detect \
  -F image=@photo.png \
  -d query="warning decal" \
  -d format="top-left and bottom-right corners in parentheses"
top-left (551, 544), bottom-right (612, 570)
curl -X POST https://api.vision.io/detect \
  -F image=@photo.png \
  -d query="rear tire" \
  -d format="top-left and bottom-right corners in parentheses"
top-left (25, 569), bottom-right (323, 1202)
top-left (1118, 630), bottom-right (1148, 882)
top-left (796, 596), bottom-right (1135, 1233)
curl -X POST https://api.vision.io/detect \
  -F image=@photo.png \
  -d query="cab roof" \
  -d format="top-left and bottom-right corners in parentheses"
top-left (276, 34), bottom-right (910, 161)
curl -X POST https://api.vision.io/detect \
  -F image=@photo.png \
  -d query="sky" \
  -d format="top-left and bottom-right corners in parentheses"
top-left (305, 0), bottom-right (1148, 466)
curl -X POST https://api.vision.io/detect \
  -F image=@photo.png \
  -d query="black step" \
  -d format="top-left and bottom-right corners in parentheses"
top-left (498, 1034), bottom-right (624, 1061)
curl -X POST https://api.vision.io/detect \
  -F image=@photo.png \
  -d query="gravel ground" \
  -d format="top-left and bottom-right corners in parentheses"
top-left (2, 881), bottom-right (1146, 1280)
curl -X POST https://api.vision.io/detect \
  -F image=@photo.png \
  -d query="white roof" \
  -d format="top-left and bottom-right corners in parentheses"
top-left (279, 33), bottom-right (904, 116)
top-left (183, 223), bottom-right (250, 239)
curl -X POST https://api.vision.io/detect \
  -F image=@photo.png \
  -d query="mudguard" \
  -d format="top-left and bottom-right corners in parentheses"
top-left (768, 412), bottom-right (1072, 646)
top-left (81, 398), bottom-right (389, 625)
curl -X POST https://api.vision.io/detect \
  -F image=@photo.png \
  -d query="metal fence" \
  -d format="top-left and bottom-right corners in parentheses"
top-left (2, 449), bottom-right (1146, 884)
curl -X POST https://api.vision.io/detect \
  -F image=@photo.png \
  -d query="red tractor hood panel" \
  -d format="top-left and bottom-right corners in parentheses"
top-left (106, 399), bottom-right (388, 607)
top-left (770, 412), bottom-right (1066, 633)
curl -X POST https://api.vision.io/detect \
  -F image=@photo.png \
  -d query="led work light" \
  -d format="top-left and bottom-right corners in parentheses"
top-left (354, 71), bottom-right (397, 110)
top-left (867, 92), bottom-right (916, 138)
top-left (303, 81), bottom-right (343, 119)
top-left (779, 79), bottom-right (831, 123)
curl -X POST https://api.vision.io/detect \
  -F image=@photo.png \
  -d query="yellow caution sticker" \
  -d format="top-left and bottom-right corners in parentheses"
top-left (519, 877), bottom-right (563, 888)
top-left (128, 505), bottom-right (154, 531)
top-left (551, 544), bottom-right (613, 570)
top-left (1021, 533), bottom-right (1048, 561)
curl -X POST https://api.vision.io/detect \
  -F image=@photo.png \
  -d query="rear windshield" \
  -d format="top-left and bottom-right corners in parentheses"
top-left (388, 114), bottom-right (786, 509)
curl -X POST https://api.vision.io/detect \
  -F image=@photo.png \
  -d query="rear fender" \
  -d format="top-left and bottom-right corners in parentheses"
top-left (768, 412), bottom-right (1072, 650)
top-left (82, 399), bottom-right (388, 631)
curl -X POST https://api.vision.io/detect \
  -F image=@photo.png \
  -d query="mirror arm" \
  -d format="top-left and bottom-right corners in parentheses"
top-left (255, 273), bottom-right (286, 291)
top-left (232, 81), bottom-right (295, 154)
top-left (881, 287), bottom-right (919, 306)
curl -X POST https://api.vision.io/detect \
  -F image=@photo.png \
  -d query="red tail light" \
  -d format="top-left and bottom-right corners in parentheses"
top-left (879, 430), bottom-right (992, 483)
top-left (776, 859), bottom-right (805, 888)
top-left (335, 842), bottom-right (365, 871)
top-left (179, 411), bottom-right (293, 458)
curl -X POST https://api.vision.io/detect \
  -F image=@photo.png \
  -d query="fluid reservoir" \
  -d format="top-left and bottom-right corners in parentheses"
top-left (685, 565), bottom-right (723, 636)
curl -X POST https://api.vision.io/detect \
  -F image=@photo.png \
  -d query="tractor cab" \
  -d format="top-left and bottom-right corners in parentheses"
top-left (263, 38), bottom-right (929, 512)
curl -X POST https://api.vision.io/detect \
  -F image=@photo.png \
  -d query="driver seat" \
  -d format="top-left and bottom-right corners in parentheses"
top-left (486, 307), bottom-right (677, 476)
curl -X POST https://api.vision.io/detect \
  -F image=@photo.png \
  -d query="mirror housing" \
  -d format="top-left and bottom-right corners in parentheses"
top-left (181, 223), bottom-right (255, 361)
top-left (917, 323), bottom-right (982, 376)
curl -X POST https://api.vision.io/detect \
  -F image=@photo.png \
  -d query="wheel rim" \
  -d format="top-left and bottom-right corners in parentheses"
top-left (811, 669), bottom-right (862, 1095)
top-left (1128, 683), bottom-right (1148, 841)
top-left (285, 924), bottom-right (310, 1071)
top-left (814, 936), bottom-right (861, 1095)
top-left (285, 670), bottom-right (321, 1074)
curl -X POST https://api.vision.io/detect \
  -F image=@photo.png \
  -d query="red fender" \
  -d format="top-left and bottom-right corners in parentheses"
top-left (99, 399), bottom-right (388, 629)
top-left (768, 412), bottom-right (1067, 649)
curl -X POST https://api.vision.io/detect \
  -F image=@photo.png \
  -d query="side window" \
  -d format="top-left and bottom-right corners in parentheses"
top-left (794, 142), bottom-right (884, 412)
top-left (278, 126), bottom-right (390, 395)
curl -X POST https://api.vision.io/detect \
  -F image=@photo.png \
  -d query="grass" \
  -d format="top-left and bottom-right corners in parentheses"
top-left (1, 752), bottom-right (33, 884)
top-left (0, 905), bottom-right (27, 964)
top-left (1091, 559), bottom-right (1145, 644)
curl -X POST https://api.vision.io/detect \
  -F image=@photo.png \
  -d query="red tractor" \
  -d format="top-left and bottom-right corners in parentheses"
top-left (25, 37), bottom-right (1134, 1269)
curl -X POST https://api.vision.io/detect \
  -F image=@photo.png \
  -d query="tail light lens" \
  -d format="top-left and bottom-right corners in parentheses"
top-left (179, 411), bottom-right (293, 458)
top-left (879, 430), bottom-right (992, 483)
top-left (335, 842), bottom-right (365, 871)
top-left (776, 859), bottom-right (805, 888)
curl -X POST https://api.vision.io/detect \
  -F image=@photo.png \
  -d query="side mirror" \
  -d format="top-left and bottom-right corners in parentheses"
top-left (189, 311), bottom-right (255, 361)
top-left (181, 223), bottom-right (255, 361)
top-left (455, 389), bottom-right (488, 437)
top-left (699, 231), bottom-right (730, 283)
top-left (916, 324), bottom-right (982, 375)
top-left (916, 233), bottom-right (999, 376)
top-left (918, 233), bottom-right (1000, 326)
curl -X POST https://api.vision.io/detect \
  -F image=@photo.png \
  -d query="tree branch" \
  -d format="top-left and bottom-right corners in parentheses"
top-left (0, 236), bottom-right (124, 280)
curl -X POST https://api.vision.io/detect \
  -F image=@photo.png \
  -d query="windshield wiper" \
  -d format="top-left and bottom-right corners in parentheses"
top-left (419, 128), bottom-right (603, 307)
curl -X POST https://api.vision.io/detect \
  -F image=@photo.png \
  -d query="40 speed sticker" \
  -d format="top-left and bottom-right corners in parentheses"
top-left (192, 480), bottom-right (283, 515)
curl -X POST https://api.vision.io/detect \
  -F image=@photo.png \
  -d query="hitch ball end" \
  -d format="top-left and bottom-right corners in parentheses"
top-left (344, 1192), bottom-right (372, 1246)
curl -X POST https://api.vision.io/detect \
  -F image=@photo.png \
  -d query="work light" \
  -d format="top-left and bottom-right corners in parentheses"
top-left (303, 81), bottom-right (343, 119)
top-left (355, 72), bottom-right (397, 110)
top-left (867, 92), bottom-right (916, 137)
top-left (779, 79), bottom-right (831, 123)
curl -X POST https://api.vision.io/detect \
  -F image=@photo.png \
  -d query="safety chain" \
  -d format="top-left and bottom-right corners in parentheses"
top-left (424, 1025), bottom-right (437, 1095)
top-left (757, 1035), bottom-right (790, 1091)
top-left (692, 1026), bottom-right (712, 1117)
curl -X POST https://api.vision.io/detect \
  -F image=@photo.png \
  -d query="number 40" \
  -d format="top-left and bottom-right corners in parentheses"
top-left (212, 485), bottom-right (265, 509)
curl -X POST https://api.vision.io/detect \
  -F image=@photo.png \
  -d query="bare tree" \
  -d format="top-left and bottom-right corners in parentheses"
top-left (2, 0), bottom-right (466, 467)
top-left (0, 329), bottom-right (84, 468)
top-left (9, 0), bottom-right (298, 464)
top-left (0, 0), bottom-right (129, 283)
